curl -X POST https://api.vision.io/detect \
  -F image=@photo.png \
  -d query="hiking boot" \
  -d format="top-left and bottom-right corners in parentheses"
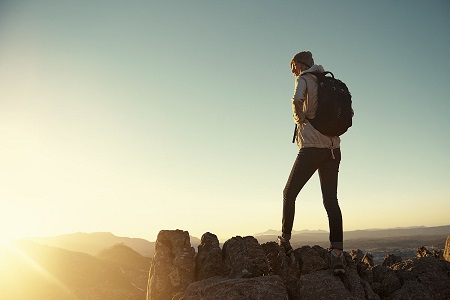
top-left (330, 249), bottom-right (345, 276)
top-left (277, 236), bottom-right (294, 256)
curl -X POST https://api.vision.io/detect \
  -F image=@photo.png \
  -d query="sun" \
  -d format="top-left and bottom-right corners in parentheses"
top-left (0, 230), bottom-right (22, 247)
top-left (0, 234), bottom-right (17, 250)
top-left (0, 236), bottom-right (76, 299)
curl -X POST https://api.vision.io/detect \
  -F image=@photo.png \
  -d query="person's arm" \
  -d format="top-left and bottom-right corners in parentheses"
top-left (291, 76), bottom-right (307, 124)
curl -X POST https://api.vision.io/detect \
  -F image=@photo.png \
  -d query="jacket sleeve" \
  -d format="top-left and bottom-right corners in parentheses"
top-left (291, 76), bottom-right (307, 124)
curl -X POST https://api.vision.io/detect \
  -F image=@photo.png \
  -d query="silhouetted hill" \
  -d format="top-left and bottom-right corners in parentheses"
top-left (0, 240), bottom-right (148, 300)
top-left (29, 232), bottom-right (155, 257)
top-left (28, 232), bottom-right (203, 259)
top-left (97, 243), bottom-right (151, 270)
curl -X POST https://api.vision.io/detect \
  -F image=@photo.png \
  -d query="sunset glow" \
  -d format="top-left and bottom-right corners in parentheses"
top-left (0, 241), bottom-right (75, 299)
top-left (0, 0), bottom-right (449, 243)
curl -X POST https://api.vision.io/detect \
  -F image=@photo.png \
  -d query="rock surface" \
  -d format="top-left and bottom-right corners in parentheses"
top-left (416, 245), bottom-right (433, 258)
top-left (390, 256), bottom-right (450, 299)
top-left (262, 241), bottom-right (300, 299)
top-left (371, 265), bottom-right (402, 298)
top-left (382, 253), bottom-right (402, 267)
top-left (296, 270), bottom-right (361, 300)
top-left (350, 249), bottom-right (365, 263)
top-left (146, 230), bottom-right (195, 300)
top-left (443, 236), bottom-right (450, 262)
top-left (146, 230), bottom-right (450, 300)
top-left (295, 245), bottom-right (328, 274)
top-left (195, 232), bottom-right (225, 280)
top-left (222, 235), bottom-right (269, 277)
top-left (175, 275), bottom-right (288, 300)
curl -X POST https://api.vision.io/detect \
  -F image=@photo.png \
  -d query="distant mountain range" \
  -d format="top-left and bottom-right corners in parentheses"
top-left (253, 225), bottom-right (450, 244)
top-left (254, 225), bottom-right (450, 262)
top-left (25, 225), bottom-right (450, 257)
top-left (28, 232), bottom-right (155, 257)
top-left (27, 232), bottom-right (201, 258)
top-left (254, 229), bottom-right (328, 236)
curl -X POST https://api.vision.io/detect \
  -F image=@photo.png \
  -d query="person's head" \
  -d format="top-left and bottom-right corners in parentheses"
top-left (290, 51), bottom-right (314, 76)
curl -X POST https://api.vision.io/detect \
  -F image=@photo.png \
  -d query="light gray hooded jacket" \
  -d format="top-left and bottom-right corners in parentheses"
top-left (292, 64), bottom-right (340, 152)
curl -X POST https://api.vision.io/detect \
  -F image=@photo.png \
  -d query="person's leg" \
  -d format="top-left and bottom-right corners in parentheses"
top-left (282, 148), bottom-right (318, 241)
top-left (317, 148), bottom-right (343, 251)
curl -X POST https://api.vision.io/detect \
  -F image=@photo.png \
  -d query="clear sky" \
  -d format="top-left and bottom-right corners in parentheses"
top-left (1, 1), bottom-right (449, 243)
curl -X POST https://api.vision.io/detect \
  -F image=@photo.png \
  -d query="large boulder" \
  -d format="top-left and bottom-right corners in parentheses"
top-left (295, 269), bottom-right (361, 300)
top-left (146, 230), bottom-right (196, 300)
top-left (295, 246), bottom-right (328, 274)
top-left (391, 256), bottom-right (450, 299)
top-left (222, 236), bottom-right (269, 277)
top-left (342, 268), bottom-right (378, 300)
top-left (175, 275), bottom-right (288, 300)
top-left (195, 232), bottom-right (225, 280)
top-left (371, 265), bottom-right (402, 298)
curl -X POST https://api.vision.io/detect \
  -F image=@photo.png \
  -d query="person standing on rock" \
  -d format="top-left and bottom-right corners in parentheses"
top-left (277, 51), bottom-right (346, 276)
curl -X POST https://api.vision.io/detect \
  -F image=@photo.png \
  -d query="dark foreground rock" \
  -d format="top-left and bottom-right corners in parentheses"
top-left (146, 230), bottom-right (450, 300)
top-left (390, 256), bottom-right (450, 299)
top-left (222, 235), bottom-right (270, 277)
top-left (371, 265), bottom-right (402, 298)
top-left (262, 241), bottom-right (300, 298)
top-left (295, 245), bottom-right (328, 274)
top-left (296, 270), bottom-right (357, 300)
top-left (174, 275), bottom-right (288, 300)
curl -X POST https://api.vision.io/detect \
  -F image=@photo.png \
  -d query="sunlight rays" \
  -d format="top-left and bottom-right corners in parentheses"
top-left (0, 241), bottom-right (78, 299)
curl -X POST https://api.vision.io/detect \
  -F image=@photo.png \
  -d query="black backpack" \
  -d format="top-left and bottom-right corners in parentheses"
top-left (301, 71), bottom-right (353, 138)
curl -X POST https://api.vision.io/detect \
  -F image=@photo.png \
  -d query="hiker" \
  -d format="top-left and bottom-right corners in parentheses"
top-left (277, 51), bottom-right (347, 275)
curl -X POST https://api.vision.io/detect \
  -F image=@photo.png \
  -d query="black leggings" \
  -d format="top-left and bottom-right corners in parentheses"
top-left (282, 147), bottom-right (343, 250)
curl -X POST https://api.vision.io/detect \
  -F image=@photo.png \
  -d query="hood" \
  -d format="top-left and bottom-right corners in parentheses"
top-left (302, 64), bottom-right (325, 75)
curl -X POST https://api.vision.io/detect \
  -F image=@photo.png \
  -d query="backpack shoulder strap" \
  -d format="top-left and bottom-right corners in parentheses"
top-left (310, 71), bottom-right (334, 78)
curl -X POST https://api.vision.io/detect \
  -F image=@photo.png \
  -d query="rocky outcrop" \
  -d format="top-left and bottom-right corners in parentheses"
top-left (195, 232), bottom-right (225, 280)
top-left (382, 254), bottom-right (402, 267)
top-left (295, 245), bottom-right (328, 274)
top-left (350, 249), bottom-right (365, 263)
top-left (146, 230), bottom-right (195, 300)
top-left (362, 252), bottom-right (375, 267)
top-left (222, 235), bottom-right (270, 277)
top-left (146, 230), bottom-right (450, 300)
top-left (416, 245), bottom-right (433, 258)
